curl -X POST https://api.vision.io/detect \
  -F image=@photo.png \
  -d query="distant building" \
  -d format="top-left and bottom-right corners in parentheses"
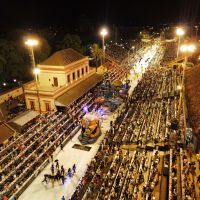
top-left (24, 48), bottom-right (97, 112)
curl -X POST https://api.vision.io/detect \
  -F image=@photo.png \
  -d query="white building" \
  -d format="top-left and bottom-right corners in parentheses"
top-left (24, 48), bottom-right (101, 112)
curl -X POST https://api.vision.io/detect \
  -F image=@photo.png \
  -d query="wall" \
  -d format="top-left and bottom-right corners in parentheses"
top-left (0, 87), bottom-right (23, 104)
top-left (38, 58), bottom-right (90, 88)
top-left (38, 71), bottom-right (66, 88)
top-left (25, 94), bottom-right (55, 112)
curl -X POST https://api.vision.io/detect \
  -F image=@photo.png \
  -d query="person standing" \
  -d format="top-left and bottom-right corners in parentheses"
top-left (72, 164), bottom-right (76, 174)
top-left (68, 168), bottom-right (72, 177)
top-left (50, 154), bottom-right (53, 162)
top-left (61, 165), bottom-right (65, 176)
top-left (60, 143), bottom-right (63, 151)
top-left (61, 196), bottom-right (65, 200)
top-left (51, 164), bottom-right (54, 175)
top-left (42, 174), bottom-right (48, 184)
top-left (55, 159), bottom-right (59, 169)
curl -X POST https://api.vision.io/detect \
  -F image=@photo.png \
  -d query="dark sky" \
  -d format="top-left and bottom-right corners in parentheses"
top-left (1, 0), bottom-right (200, 28)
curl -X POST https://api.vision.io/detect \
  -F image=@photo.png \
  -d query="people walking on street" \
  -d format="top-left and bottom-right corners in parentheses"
top-left (55, 159), bottom-right (59, 169)
top-left (68, 168), bottom-right (72, 177)
top-left (61, 165), bottom-right (65, 176)
top-left (60, 143), bottom-right (63, 151)
top-left (72, 164), bottom-right (76, 174)
top-left (51, 164), bottom-right (54, 175)
top-left (61, 196), bottom-right (65, 200)
top-left (42, 174), bottom-right (48, 184)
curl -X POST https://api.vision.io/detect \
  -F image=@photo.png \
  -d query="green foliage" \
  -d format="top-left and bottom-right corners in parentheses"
top-left (0, 39), bottom-right (23, 80)
top-left (0, 29), bottom-right (52, 84)
top-left (90, 43), bottom-right (102, 67)
top-left (58, 34), bottom-right (83, 53)
top-left (35, 37), bottom-right (51, 63)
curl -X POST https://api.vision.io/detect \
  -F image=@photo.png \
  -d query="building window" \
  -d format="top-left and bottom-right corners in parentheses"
top-left (73, 72), bottom-right (75, 80)
top-left (30, 101), bottom-right (35, 110)
top-left (67, 75), bottom-right (70, 83)
top-left (45, 102), bottom-right (51, 111)
top-left (77, 70), bottom-right (80, 78)
top-left (86, 66), bottom-right (88, 73)
top-left (53, 77), bottom-right (58, 87)
top-left (82, 68), bottom-right (84, 75)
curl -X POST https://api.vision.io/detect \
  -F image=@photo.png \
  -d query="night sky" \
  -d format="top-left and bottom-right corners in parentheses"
top-left (0, 0), bottom-right (200, 28)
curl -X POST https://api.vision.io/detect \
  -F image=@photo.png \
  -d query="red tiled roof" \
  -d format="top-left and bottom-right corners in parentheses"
top-left (40, 48), bottom-right (85, 66)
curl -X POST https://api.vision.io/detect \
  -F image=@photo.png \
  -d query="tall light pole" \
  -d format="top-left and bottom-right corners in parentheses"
top-left (195, 25), bottom-right (198, 40)
top-left (33, 68), bottom-right (41, 113)
top-left (25, 39), bottom-right (38, 68)
top-left (25, 38), bottom-right (41, 113)
top-left (176, 28), bottom-right (185, 59)
top-left (100, 28), bottom-right (108, 65)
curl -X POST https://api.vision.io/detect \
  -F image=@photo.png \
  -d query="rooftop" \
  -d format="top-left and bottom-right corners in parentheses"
top-left (40, 48), bottom-right (85, 66)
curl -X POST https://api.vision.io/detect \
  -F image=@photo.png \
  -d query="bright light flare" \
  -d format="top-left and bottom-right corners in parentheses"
top-left (176, 28), bottom-right (185, 36)
top-left (177, 85), bottom-right (182, 90)
top-left (100, 28), bottom-right (108, 37)
top-left (33, 68), bottom-right (40, 75)
top-left (180, 44), bottom-right (196, 53)
top-left (25, 39), bottom-right (38, 47)
top-left (188, 44), bottom-right (196, 52)
top-left (83, 106), bottom-right (88, 112)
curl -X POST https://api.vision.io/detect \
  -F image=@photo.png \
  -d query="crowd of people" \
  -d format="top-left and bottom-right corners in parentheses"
top-left (0, 52), bottom-right (130, 199)
top-left (41, 158), bottom-right (76, 186)
top-left (70, 41), bottom-right (199, 200)
top-left (0, 93), bottom-right (93, 198)
top-left (106, 44), bottom-right (130, 63)
top-left (70, 42), bottom-right (168, 200)
top-left (0, 40), bottom-right (199, 200)
top-left (2, 95), bottom-right (26, 121)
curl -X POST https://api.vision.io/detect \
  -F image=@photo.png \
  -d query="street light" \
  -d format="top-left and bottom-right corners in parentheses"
top-left (180, 44), bottom-right (196, 54)
top-left (25, 39), bottom-right (38, 68)
top-left (100, 28), bottom-right (108, 65)
top-left (176, 27), bottom-right (185, 58)
top-left (25, 38), bottom-right (41, 113)
top-left (195, 25), bottom-right (198, 39)
top-left (33, 68), bottom-right (41, 113)
top-left (177, 85), bottom-right (182, 90)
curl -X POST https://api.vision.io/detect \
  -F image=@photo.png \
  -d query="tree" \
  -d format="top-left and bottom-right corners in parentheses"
top-left (57, 34), bottom-right (83, 53)
top-left (90, 43), bottom-right (102, 71)
top-left (0, 39), bottom-right (23, 82)
top-left (0, 30), bottom-right (52, 85)
top-left (35, 37), bottom-right (51, 63)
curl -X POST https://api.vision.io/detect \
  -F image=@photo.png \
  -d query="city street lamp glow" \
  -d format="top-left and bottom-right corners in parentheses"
top-left (177, 85), bottom-right (182, 90)
top-left (188, 44), bottom-right (196, 52)
top-left (25, 39), bottom-right (39, 47)
top-left (180, 44), bottom-right (187, 52)
top-left (33, 68), bottom-right (40, 75)
top-left (100, 28), bottom-right (108, 36)
top-left (180, 44), bottom-right (196, 53)
top-left (176, 28), bottom-right (185, 36)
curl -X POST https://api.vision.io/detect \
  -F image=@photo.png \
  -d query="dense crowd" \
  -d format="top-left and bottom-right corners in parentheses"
top-left (0, 58), bottom-right (130, 199)
top-left (106, 44), bottom-right (129, 63)
top-left (1, 40), bottom-right (199, 200)
top-left (70, 41), bottom-right (199, 200)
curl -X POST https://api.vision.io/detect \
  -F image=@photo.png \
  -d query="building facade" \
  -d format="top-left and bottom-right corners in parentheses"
top-left (24, 48), bottom-right (95, 112)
